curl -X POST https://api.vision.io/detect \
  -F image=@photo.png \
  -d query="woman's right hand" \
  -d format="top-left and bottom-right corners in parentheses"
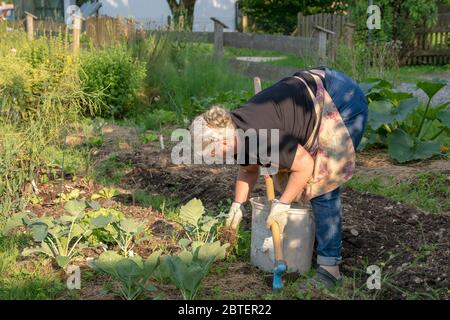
top-left (225, 202), bottom-right (245, 230)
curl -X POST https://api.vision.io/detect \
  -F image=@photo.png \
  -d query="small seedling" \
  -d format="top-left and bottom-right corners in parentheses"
top-left (91, 187), bottom-right (120, 200)
top-left (54, 188), bottom-right (81, 204)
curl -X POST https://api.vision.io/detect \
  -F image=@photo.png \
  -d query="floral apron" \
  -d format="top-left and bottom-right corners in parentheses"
top-left (273, 69), bottom-right (356, 203)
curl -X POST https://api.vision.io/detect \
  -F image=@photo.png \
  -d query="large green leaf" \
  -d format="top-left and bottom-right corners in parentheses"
top-left (358, 131), bottom-right (383, 151)
top-left (89, 250), bottom-right (122, 275)
top-left (22, 242), bottom-right (54, 257)
top-left (2, 212), bottom-right (30, 236)
top-left (59, 214), bottom-right (75, 223)
top-left (379, 89), bottom-right (413, 106)
top-left (197, 241), bottom-right (229, 262)
top-left (178, 238), bottom-right (191, 249)
top-left (179, 198), bottom-right (204, 227)
top-left (70, 223), bottom-right (86, 238)
top-left (182, 264), bottom-right (205, 295)
top-left (425, 102), bottom-right (450, 121)
top-left (153, 255), bottom-right (172, 281)
top-left (178, 250), bottom-right (193, 264)
top-left (359, 79), bottom-right (393, 95)
top-left (437, 108), bottom-right (450, 128)
top-left (387, 129), bottom-right (441, 163)
top-left (56, 256), bottom-right (71, 268)
top-left (368, 100), bottom-right (394, 129)
top-left (116, 258), bottom-right (142, 281)
top-left (416, 80), bottom-right (447, 100)
top-left (64, 199), bottom-right (86, 216)
top-left (87, 200), bottom-right (101, 211)
top-left (143, 251), bottom-right (161, 277)
top-left (89, 214), bottom-right (113, 229)
top-left (119, 218), bottom-right (141, 234)
top-left (200, 216), bottom-right (218, 233)
top-left (395, 97), bottom-right (420, 122)
top-left (29, 222), bottom-right (48, 242)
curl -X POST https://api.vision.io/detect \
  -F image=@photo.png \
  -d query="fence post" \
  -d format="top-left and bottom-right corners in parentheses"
top-left (25, 11), bottom-right (37, 41)
top-left (344, 22), bottom-right (356, 47)
top-left (72, 15), bottom-right (82, 55)
top-left (211, 17), bottom-right (229, 59)
top-left (314, 25), bottom-right (335, 63)
top-left (297, 12), bottom-right (304, 37)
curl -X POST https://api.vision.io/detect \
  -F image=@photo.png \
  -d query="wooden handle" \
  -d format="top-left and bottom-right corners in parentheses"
top-left (264, 175), bottom-right (275, 201)
top-left (254, 77), bottom-right (262, 94)
top-left (265, 175), bottom-right (284, 262)
top-left (271, 222), bottom-right (284, 261)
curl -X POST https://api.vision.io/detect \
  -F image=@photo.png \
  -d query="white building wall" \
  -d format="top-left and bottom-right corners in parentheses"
top-left (98, 0), bottom-right (237, 31)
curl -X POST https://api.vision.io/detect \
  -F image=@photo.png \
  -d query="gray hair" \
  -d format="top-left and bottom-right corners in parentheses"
top-left (190, 106), bottom-right (236, 157)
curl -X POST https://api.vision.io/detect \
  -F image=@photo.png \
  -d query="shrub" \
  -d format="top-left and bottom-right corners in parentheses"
top-left (80, 46), bottom-right (146, 118)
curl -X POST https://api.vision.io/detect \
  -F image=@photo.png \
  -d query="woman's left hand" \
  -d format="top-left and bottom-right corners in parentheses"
top-left (266, 199), bottom-right (290, 234)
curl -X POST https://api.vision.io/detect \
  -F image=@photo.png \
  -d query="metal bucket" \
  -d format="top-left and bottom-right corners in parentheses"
top-left (249, 197), bottom-right (315, 273)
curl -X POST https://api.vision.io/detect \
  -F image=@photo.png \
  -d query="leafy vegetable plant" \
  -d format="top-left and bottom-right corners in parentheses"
top-left (178, 198), bottom-right (222, 243)
top-left (89, 250), bottom-right (160, 300)
top-left (162, 244), bottom-right (226, 300)
top-left (83, 207), bottom-right (124, 246)
top-left (54, 188), bottom-right (81, 204)
top-left (360, 79), bottom-right (449, 162)
top-left (91, 187), bottom-right (120, 200)
top-left (3, 199), bottom-right (99, 268)
top-left (89, 213), bottom-right (147, 257)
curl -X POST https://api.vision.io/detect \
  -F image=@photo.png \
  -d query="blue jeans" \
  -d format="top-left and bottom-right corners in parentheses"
top-left (310, 68), bottom-right (368, 266)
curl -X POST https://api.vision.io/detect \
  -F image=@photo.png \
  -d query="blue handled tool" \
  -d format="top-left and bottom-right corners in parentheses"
top-left (264, 175), bottom-right (287, 291)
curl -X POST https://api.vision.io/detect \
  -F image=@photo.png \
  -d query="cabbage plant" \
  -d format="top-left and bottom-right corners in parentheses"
top-left (3, 199), bottom-right (99, 268)
top-left (178, 198), bottom-right (222, 243)
top-left (89, 250), bottom-right (160, 300)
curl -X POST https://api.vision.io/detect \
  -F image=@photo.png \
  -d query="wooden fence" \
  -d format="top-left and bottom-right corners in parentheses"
top-left (297, 12), bottom-right (354, 60)
top-left (158, 30), bottom-right (315, 57)
top-left (86, 16), bottom-right (141, 47)
top-left (404, 23), bottom-right (450, 65)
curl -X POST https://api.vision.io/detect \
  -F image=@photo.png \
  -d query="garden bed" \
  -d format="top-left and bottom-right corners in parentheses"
top-left (15, 134), bottom-right (448, 300)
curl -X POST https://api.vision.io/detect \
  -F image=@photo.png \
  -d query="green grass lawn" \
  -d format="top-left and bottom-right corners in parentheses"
top-left (187, 42), bottom-right (450, 84)
top-left (345, 172), bottom-right (450, 215)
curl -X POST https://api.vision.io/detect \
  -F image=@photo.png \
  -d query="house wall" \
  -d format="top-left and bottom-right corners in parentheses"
top-left (98, 0), bottom-right (237, 31)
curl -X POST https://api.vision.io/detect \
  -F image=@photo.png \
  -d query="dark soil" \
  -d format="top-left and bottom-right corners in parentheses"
top-left (115, 146), bottom-right (449, 299)
top-left (24, 128), bottom-right (449, 300)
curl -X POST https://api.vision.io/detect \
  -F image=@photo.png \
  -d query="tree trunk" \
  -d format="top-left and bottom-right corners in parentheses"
top-left (166, 0), bottom-right (196, 31)
top-left (392, 0), bottom-right (402, 42)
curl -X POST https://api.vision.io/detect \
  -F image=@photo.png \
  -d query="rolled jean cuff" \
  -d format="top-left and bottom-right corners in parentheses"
top-left (317, 255), bottom-right (343, 266)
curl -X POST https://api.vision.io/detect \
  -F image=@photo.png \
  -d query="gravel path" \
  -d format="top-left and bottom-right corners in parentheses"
top-left (396, 80), bottom-right (449, 106)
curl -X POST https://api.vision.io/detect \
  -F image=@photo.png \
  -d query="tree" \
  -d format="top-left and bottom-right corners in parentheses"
top-left (347, 0), bottom-right (450, 43)
top-left (166, 0), bottom-right (197, 31)
top-left (237, 0), bottom-right (343, 35)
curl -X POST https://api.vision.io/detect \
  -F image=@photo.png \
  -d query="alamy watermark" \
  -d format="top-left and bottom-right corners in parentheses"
top-left (366, 265), bottom-right (382, 290)
top-left (65, 5), bottom-right (81, 29)
top-left (66, 265), bottom-right (81, 290)
top-left (367, 5), bottom-right (381, 30)
top-left (171, 125), bottom-right (281, 175)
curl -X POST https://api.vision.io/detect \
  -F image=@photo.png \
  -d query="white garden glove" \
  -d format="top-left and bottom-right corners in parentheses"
top-left (266, 199), bottom-right (290, 235)
top-left (225, 202), bottom-right (245, 230)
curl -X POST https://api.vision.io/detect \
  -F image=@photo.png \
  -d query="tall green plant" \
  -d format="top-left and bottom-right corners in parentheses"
top-left (360, 79), bottom-right (449, 162)
top-left (80, 46), bottom-right (146, 118)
